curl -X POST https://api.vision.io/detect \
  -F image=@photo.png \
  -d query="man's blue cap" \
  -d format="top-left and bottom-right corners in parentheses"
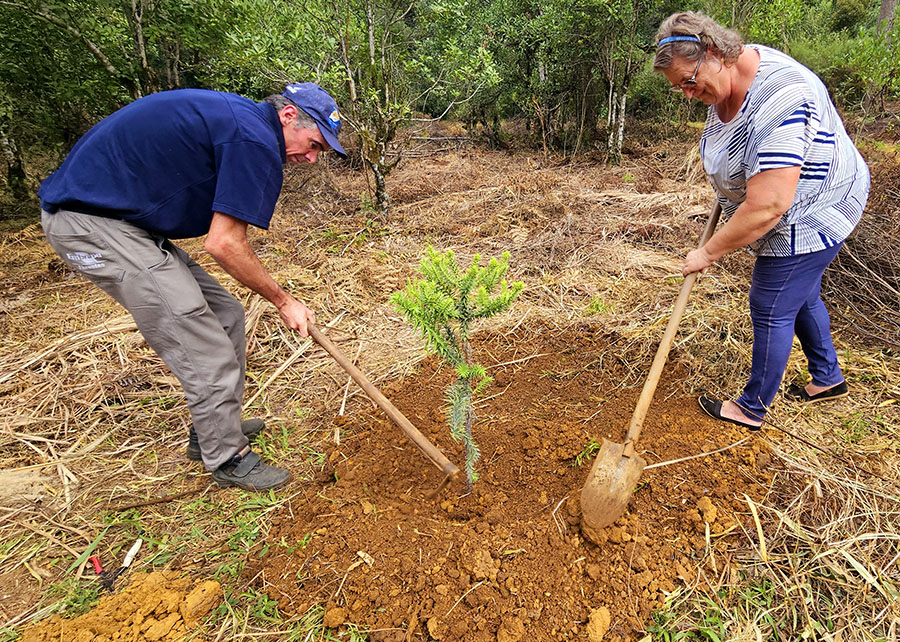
top-left (282, 82), bottom-right (347, 157)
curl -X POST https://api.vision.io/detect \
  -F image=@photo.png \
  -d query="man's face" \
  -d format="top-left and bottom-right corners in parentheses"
top-left (279, 106), bottom-right (329, 164)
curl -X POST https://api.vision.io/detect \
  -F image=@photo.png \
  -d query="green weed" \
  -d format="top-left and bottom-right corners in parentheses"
top-left (839, 412), bottom-right (870, 444)
top-left (300, 443), bottom-right (327, 467)
top-left (281, 604), bottom-right (369, 641)
top-left (255, 424), bottom-right (295, 459)
top-left (45, 577), bottom-right (101, 617)
top-left (0, 628), bottom-right (21, 642)
top-left (585, 297), bottom-right (612, 316)
top-left (573, 438), bottom-right (601, 467)
top-left (648, 576), bottom-right (797, 641)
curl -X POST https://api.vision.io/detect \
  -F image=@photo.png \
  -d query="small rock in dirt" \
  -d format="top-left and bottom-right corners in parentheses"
top-left (180, 580), bottom-right (221, 627)
top-left (586, 607), bottom-right (611, 642)
top-left (634, 570), bottom-right (653, 589)
top-left (538, 490), bottom-right (548, 505)
top-left (496, 613), bottom-right (526, 642)
top-left (323, 607), bottom-right (347, 629)
top-left (522, 433), bottom-right (540, 451)
top-left (427, 616), bottom-right (446, 640)
top-left (464, 549), bottom-right (498, 582)
top-left (586, 564), bottom-right (602, 581)
top-left (486, 506), bottom-right (504, 525)
top-left (697, 497), bottom-right (717, 523)
top-left (607, 526), bottom-right (630, 544)
top-left (450, 620), bottom-right (469, 638)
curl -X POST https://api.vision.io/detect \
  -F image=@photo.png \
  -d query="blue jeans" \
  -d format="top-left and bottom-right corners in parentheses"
top-left (736, 243), bottom-right (844, 419)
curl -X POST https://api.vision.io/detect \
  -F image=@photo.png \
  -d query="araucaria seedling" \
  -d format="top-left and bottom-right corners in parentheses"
top-left (392, 247), bottom-right (523, 490)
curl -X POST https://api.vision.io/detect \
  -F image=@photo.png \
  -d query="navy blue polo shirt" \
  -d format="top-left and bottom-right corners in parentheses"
top-left (39, 89), bottom-right (287, 239)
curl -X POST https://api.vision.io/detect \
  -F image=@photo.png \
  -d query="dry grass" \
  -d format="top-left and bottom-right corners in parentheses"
top-left (0, 133), bottom-right (898, 639)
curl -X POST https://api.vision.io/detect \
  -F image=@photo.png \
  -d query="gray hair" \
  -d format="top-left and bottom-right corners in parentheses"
top-left (264, 94), bottom-right (318, 130)
top-left (652, 12), bottom-right (744, 71)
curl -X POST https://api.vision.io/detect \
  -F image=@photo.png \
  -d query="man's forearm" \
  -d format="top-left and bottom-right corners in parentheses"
top-left (208, 239), bottom-right (291, 309)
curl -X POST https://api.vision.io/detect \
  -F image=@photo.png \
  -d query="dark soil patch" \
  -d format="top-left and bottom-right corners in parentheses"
top-left (250, 323), bottom-right (773, 641)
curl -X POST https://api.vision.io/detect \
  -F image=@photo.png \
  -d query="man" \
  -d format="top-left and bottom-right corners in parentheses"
top-left (38, 82), bottom-right (346, 491)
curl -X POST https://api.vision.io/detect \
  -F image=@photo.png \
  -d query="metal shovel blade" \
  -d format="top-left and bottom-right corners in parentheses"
top-left (580, 439), bottom-right (647, 544)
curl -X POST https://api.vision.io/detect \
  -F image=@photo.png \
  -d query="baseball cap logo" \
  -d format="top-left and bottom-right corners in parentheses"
top-left (327, 109), bottom-right (341, 130)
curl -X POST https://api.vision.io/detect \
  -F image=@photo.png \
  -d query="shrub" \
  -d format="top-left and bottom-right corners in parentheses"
top-left (391, 247), bottom-right (523, 490)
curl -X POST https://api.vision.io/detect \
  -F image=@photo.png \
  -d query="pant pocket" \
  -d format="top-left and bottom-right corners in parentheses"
top-left (141, 250), bottom-right (208, 318)
top-left (47, 232), bottom-right (126, 283)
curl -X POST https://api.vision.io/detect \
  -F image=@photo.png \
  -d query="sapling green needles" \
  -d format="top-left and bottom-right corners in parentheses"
top-left (392, 246), bottom-right (523, 490)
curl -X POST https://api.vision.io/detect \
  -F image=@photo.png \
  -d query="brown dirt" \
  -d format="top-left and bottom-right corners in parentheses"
top-left (249, 323), bottom-right (774, 641)
top-left (20, 571), bottom-right (220, 642)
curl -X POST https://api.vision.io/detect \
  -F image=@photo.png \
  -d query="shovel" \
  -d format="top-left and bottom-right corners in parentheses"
top-left (580, 200), bottom-right (722, 544)
top-left (308, 323), bottom-right (461, 492)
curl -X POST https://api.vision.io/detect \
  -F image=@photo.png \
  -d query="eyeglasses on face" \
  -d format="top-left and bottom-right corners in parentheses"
top-left (670, 56), bottom-right (704, 92)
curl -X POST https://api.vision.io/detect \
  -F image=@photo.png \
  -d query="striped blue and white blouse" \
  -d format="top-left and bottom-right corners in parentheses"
top-left (700, 45), bottom-right (870, 256)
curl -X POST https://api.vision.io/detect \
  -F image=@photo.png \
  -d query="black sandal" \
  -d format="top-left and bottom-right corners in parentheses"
top-left (784, 381), bottom-right (848, 403)
top-left (698, 396), bottom-right (762, 432)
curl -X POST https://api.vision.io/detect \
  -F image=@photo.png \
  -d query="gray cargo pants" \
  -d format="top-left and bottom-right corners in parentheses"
top-left (42, 209), bottom-right (249, 470)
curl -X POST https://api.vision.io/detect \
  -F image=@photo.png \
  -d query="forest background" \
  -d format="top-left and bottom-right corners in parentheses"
top-left (0, 0), bottom-right (898, 216)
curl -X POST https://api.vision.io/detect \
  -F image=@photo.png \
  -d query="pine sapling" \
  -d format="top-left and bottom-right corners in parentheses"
top-left (391, 246), bottom-right (523, 490)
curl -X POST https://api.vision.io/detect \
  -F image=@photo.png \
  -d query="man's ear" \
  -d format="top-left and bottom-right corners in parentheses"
top-left (278, 104), bottom-right (298, 127)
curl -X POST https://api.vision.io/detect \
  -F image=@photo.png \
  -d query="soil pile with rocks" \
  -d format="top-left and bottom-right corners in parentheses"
top-left (20, 572), bottom-right (220, 642)
top-left (250, 324), bottom-right (774, 641)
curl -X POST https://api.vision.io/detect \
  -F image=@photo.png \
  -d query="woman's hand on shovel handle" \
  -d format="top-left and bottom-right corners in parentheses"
top-left (277, 297), bottom-right (316, 336)
top-left (683, 246), bottom-right (715, 276)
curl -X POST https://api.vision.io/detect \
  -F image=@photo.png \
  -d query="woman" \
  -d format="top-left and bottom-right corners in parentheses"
top-left (653, 12), bottom-right (869, 429)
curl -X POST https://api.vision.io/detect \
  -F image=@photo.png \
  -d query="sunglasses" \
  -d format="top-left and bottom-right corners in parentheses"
top-left (670, 56), bottom-right (704, 93)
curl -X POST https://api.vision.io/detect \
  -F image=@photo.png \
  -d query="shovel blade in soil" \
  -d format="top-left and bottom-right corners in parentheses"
top-left (580, 438), bottom-right (647, 544)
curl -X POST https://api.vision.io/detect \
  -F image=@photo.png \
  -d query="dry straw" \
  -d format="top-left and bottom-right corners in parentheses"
top-left (0, 131), bottom-right (897, 637)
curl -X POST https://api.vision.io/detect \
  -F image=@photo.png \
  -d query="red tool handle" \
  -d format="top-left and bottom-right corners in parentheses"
top-left (88, 556), bottom-right (103, 574)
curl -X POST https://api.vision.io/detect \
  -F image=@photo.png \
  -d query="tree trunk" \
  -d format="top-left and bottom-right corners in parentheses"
top-left (878, 0), bottom-right (897, 32)
top-left (616, 90), bottom-right (627, 153)
top-left (1, 128), bottom-right (30, 202)
top-left (368, 159), bottom-right (390, 219)
top-left (607, 90), bottom-right (618, 157)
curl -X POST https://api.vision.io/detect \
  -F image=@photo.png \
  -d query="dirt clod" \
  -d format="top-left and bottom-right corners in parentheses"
top-left (323, 606), bottom-right (347, 628)
top-left (20, 572), bottom-right (220, 642)
top-left (497, 612), bottom-right (526, 642)
top-left (587, 606), bottom-right (611, 642)
top-left (697, 496), bottom-right (718, 523)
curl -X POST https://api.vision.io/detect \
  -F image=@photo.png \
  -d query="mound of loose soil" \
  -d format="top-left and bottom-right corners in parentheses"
top-left (251, 324), bottom-right (774, 641)
top-left (20, 572), bottom-right (220, 642)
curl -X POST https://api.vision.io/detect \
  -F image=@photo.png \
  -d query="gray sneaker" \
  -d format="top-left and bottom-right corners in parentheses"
top-left (186, 419), bottom-right (266, 461)
top-left (211, 450), bottom-right (291, 491)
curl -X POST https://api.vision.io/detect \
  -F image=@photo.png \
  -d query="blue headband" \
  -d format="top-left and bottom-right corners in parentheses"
top-left (658, 35), bottom-right (702, 47)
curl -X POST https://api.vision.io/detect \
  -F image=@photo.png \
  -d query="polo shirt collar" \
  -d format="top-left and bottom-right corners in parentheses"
top-left (258, 101), bottom-right (286, 164)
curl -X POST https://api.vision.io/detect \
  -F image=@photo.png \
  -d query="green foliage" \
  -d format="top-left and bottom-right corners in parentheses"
top-left (392, 247), bottom-right (523, 489)
top-left (46, 577), bottom-right (101, 618)
top-left (574, 438), bottom-right (601, 467)
top-left (847, 25), bottom-right (900, 111)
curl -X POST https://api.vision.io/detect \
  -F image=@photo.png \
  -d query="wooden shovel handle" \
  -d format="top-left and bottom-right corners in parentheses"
top-left (307, 323), bottom-right (461, 481)
top-left (623, 200), bottom-right (723, 447)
